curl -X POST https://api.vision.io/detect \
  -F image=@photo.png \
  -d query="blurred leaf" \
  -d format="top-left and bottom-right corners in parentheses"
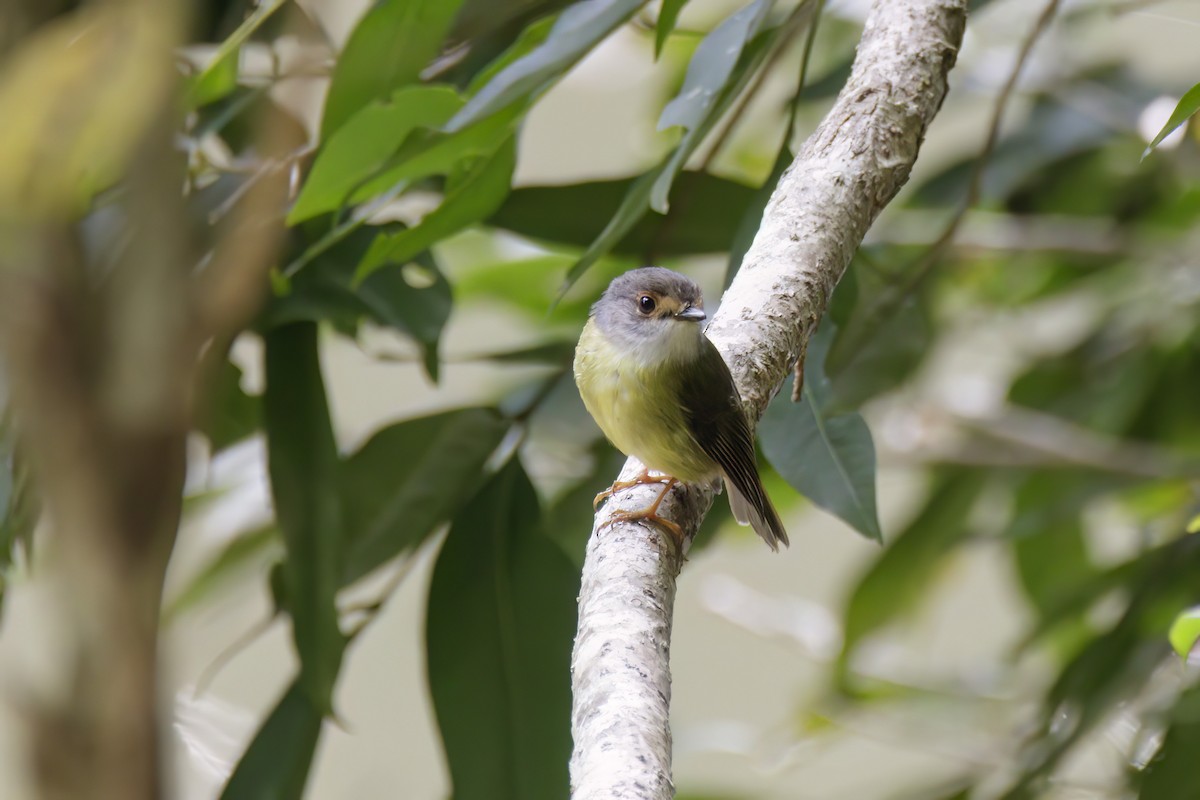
top-left (164, 525), bottom-right (280, 623)
top-left (837, 471), bottom-right (986, 686)
top-left (446, 0), bottom-right (647, 133)
top-left (0, 3), bottom-right (177, 216)
top-left (356, 137), bottom-right (517, 280)
top-left (657, 0), bottom-right (770, 134)
top-left (826, 258), bottom-right (933, 408)
top-left (340, 408), bottom-right (510, 586)
top-left (655, 0), bottom-right (689, 57)
top-left (0, 416), bottom-right (37, 582)
top-left (1168, 607), bottom-right (1200, 661)
top-left (1137, 680), bottom-right (1200, 798)
top-left (760, 322), bottom-right (882, 541)
top-left (650, 5), bottom-right (798, 213)
top-left (1142, 82), bottom-right (1200, 159)
top-left (545, 439), bottom-right (628, 567)
top-left (263, 324), bottom-right (346, 714)
top-left (561, 166), bottom-right (662, 293)
top-left (265, 232), bottom-right (453, 381)
top-left (320, 0), bottom-right (466, 139)
top-left (489, 171), bottom-right (757, 256)
top-left (198, 355), bottom-right (261, 452)
top-left (188, 0), bottom-right (286, 108)
top-left (1000, 535), bottom-right (1200, 799)
top-left (725, 138), bottom-right (790, 289)
top-left (220, 680), bottom-right (324, 800)
top-left (462, 13), bottom-right (557, 95)
top-left (288, 85), bottom-right (464, 224)
top-left (427, 458), bottom-right (577, 799)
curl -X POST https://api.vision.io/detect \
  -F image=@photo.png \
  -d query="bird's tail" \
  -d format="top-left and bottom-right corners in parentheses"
top-left (724, 473), bottom-right (789, 552)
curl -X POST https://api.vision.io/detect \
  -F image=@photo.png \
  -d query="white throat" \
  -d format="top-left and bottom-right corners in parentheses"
top-left (627, 320), bottom-right (705, 368)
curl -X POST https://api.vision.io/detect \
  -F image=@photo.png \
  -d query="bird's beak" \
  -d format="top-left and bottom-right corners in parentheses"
top-left (675, 306), bottom-right (706, 322)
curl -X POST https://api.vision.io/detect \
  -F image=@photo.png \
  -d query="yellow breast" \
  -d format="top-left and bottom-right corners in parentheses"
top-left (573, 318), bottom-right (716, 483)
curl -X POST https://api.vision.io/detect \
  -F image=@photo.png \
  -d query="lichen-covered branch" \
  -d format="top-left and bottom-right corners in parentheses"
top-left (568, 2), bottom-right (969, 797)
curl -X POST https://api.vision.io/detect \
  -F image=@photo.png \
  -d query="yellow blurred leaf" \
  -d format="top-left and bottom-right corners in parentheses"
top-left (0, 2), bottom-right (180, 217)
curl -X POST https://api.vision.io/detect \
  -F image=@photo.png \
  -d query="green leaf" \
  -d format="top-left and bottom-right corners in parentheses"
top-left (759, 321), bottom-right (881, 542)
top-left (657, 0), bottom-right (771, 134)
top-left (1137, 681), bottom-right (1200, 799)
top-left (426, 458), bottom-right (578, 800)
top-left (559, 167), bottom-right (661, 295)
top-left (655, 0), bottom-right (689, 57)
top-left (837, 471), bottom-right (987, 686)
top-left (163, 524), bottom-right (280, 623)
top-left (265, 232), bottom-right (453, 381)
top-left (725, 137), bottom-right (790, 289)
top-left (189, 0), bottom-right (287, 109)
top-left (220, 680), bottom-right (324, 800)
top-left (340, 408), bottom-right (511, 586)
top-left (263, 324), bottom-right (346, 713)
top-left (288, 85), bottom-right (464, 224)
top-left (198, 355), bottom-right (261, 452)
top-left (650, 4), bottom-right (796, 213)
top-left (356, 137), bottom-right (516, 281)
top-left (446, 0), bottom-right (647, 132)
top-left (489, 171), bottom-right (758, 257)
top-left (1168, 607), bottom-right (1200, 661)
top-left (1142, 82), bottom-right (1200, 160)
top-left (320, 0), bottom-right (466, 139)
top-left (999, 535), bottom-right (1200, 799)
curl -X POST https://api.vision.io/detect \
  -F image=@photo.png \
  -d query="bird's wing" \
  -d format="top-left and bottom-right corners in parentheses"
top-left (677, 338), bottom-right (789, 550)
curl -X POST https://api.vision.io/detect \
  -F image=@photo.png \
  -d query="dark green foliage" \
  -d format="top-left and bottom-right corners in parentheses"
top-left (426, 459), bottom-right (578, 800)
top-left (220, 681), bottom-right (325, 800)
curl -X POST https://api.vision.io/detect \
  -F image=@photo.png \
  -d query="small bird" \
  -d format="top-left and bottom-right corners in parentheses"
top-left (573, 267), bottom-right (789, 551)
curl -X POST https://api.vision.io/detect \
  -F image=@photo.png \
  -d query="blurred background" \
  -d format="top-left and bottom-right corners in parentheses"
top-left (0, 0), bottom-right (1199, 798)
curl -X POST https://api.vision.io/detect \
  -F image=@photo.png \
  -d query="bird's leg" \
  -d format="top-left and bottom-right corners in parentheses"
top-left (593, 467), bottom-right (674, 510)
top-left (609, 477), bottom-right (685, 546)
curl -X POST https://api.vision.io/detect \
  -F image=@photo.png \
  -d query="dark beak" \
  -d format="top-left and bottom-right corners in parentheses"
top-left (675, 306), bottom-right (706, 322)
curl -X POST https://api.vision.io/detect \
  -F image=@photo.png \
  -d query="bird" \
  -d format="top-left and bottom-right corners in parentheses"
top-left (573, 266), bottom-right (789, 551)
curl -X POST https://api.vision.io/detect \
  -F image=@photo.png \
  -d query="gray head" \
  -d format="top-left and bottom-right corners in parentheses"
top-left (591, 267), bottom-right (707, 364)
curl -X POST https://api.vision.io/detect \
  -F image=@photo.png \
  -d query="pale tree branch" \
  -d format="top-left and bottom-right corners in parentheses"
top-left (569, 1), bottom-right (970, 798)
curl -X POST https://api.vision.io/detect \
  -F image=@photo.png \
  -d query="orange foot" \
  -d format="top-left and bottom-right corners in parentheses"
top-left (593, 467), bottom-right (674, 510)
top-left (602, 473), bottom-right (685, 548)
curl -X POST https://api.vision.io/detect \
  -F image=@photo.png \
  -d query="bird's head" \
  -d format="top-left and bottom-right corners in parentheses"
top-left (591, 267), bottom-right (707, 366)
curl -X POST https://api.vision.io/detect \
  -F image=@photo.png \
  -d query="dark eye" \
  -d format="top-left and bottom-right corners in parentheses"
top-left (638, 295), bottom-right (656, 314)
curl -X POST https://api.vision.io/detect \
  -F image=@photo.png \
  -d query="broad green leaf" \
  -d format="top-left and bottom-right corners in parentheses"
top-left (759, 322), bottom-right (882, 542)
top-left (446, 0), bottom-right (647, 132)
top-left (1142, 82), bottom-right (1200, 160)
top-left (340, 408), bottom-right (511, 586)
top-left (220, 680), bottom-right (324, 800)
top-left (1137, 681), bottom-right (1200, 798)
top-left (320, 0), bottom-right (466, 139)
top-left (837, 471), bottom-right (987, 685)
top-left (657, 0), bottom-right (771, 133)
top-left (655, 0), bottom-right (689, 58)
top-left (163, 525), bottom-right (280, 623)
top-left (489, 171), bottom-right (758, 256)
top-left (263, 324), bottom-right (346, 713)
top-left (427, 458), bottom-right (578, 800)
top-left (725, 138), bottom-right (790, 289)
top-left (355, 137), bottom-right (517, 281)
top-left (288, 86), bottom-right (464, 224)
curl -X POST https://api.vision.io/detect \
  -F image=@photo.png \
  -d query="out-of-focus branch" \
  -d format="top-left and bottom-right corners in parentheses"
top-left (0, 3), bottom-right (296, 798)
top-left (569, 2), bottom-right (969, 798)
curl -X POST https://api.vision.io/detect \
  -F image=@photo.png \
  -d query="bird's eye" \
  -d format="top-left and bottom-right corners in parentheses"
top-left (638, 295), bottom-right (656, 314)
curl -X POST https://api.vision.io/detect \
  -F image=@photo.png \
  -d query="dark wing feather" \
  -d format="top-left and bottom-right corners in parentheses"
top-left (677, 339), bottom-right (789, 550)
